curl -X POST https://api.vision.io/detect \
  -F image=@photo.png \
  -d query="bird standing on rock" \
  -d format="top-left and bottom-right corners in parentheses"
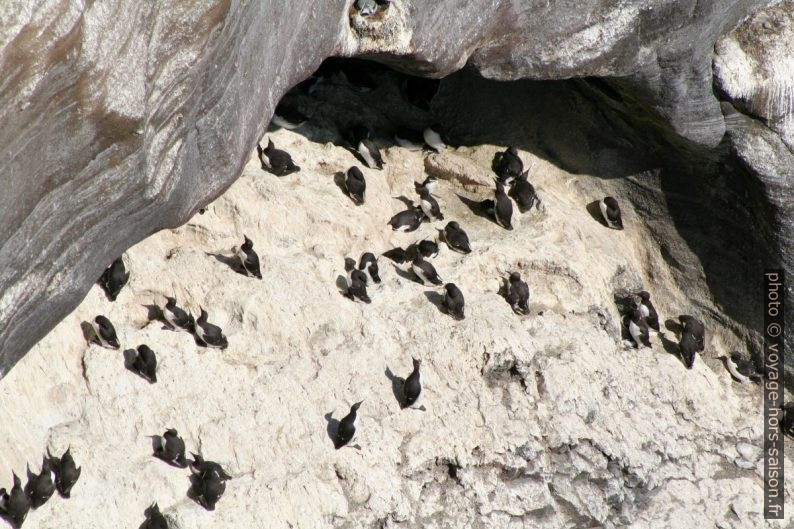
top-left (99, 256), bottom-right (129, 301)
top-left (442, 221), bottom-right (471, 254)
top-left (417, 186), bottom-right (443, 221)
top-left (412, 254), bottom-right (443, 285)
top-left (510, 171), bottom-right (540, 212)
top-left (48, 448), bottom-right (81, 498)
top-left (257, 139), bottom-right (300, 176)
top-left (237, 235), bottom-right (262, 279)
top-left (493, 146), bottom-right (523, 184)
top-left (678, 315), bottom-right (705, 352)
top-left (346, 270), bottom-right (372, 304)
top-left (153, 429), bottom-right (188, 468)
top-left (388, 208), bottom-right (424, 232)
top-left (335, 401), bottom-right (363, 449)
top-left (637, 291), bottom-right (659, 332)
top-left (194, 309), bottom-right (228, 349)
top-left (402, 358), bottom-right (424, 409)
top-left (163, 297), bottom-right (194, 332)
top-left (628, 309), bottom-right (651, 348)
top-left (507, 272), bottom-right (530, 315)
top-left (599, 196), bottom-right (623, 230)
top-left (347, 125), bottom-right (383, 170)
top-left (141, 503), bottom-right (169, 529)
top-left (344, 166), bottom-right (366, 205)
top-left (358, 252), bottom-right (380, 284)
top-left (494, 181), bottom-right (514, 230)
top-left (24, 457), bottom-right (55, 509)
top-left (443, 283), bottom-right (465, 320)
top-left (131, 345), bottom-right (158, 384)
top-left (91, 315), bottom-right (120, 349)
top-left (0, 473), bottom-right (30, 528)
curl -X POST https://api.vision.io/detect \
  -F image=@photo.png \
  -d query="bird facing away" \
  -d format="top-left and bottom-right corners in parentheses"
top-left (131, 344), bottom-right (158, 384)
top-left (443, 283), bottom-right (465, 320)
top-left (257, 139), bottom-right (300, 176)
top-left (492, 146), bottom-right (523, 184)
top-left (194, 308), bottom-right (228, 349)
top-left (153, 429), bottom-right (188, 468)
top-left (238, 235), bottom-right (262, 279)
top-left (494, 181), bottom-right (514, 230)
top-left (99, 256), bottom-right (129, 301)
top-left (346, 270), bottom-right (372, 304)
top-left (411, 254), bottom-right (443, 285)
top-left (191, 467), bottom-right (225, 511)
top-left (637, 291), bottom-right (660, 332)
top-left (442, 221), bottom-right (471, 254)
top-left (348, 125), bottom-right (384, 170)
top-left (142, 502), bottom-right (169, 529)
top-left (92, 315), bottom-right (120, 349)
top-left (510, 171), bottom-right (540, 212)
top-left (679, 330), bottom-right (699, 369)
top-left (358, 252), bottom-right (380, 284)
top-left (48, 447), bottom-right (81, 498)
top-left (678, 315), bottom-right (705, 352)
top-left (388, 208), bottom-right (424, 232)
top-left (0, 472), bottom-right (30, 528)
top-left (402, 358), bottom-right (423, 408)
top-left (628, 309), bottom-right (651, 348)
top-left (507, 272), bottom-right (530, 315)
top-left (163, 297), bottom-right (194, 332)
top-left (599, 196), bottom-right (623, 229)
top-left (335, 401), bottom-right (363, 449)
top-left (417, 186), bottom-right (443, 221)
top-left (24, 457), bottom-right (55, 509)
top-left (344, 166), bottom-right (366, 205)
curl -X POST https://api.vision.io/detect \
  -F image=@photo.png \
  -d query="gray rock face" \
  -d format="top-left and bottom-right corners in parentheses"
top-left (0, 1), bottom-right (790, 378)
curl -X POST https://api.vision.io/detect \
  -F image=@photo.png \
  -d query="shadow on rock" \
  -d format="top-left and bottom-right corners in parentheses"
top-left (206, 252), bottom-right (245, 276)
top-left (384, 367), bottom-right (405, 408)
top-left (586, 200), bottom-right (607, 227)
top-left (423, 290), bottom-right (446, 315)
top-left (324, 412), bottom-right (341, 449)
top-left (456, 193), bottom-right (492, 222)
top-left (391, 264), bottom-right (422, 284)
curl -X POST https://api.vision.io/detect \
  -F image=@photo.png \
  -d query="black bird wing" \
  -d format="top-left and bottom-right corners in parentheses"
top-left (345, 174), bottom-right (366, 202)
top-left (382, 247), bottom-right (408, 263)
top-left (347, 280), bottom-right (371, 303)
top-left (403, 370), bottom-right (421, 406)
top-left (336, 414), bottom-right (356, 446)
top-left (417, 261), bottom-right (442, 285)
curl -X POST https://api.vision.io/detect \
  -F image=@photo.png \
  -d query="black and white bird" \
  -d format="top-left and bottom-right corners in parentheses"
top-left (190, 454), bottom-right (232, 481)
top-left (402, 358), bottom-right (423, 409)
top-left (237, 235), bottom-right (262, 279)
top-left (423, 126), bottom-right (446, 153)
top-left (442, 221), bottom-right (471, 254)
top-left (417, 239), bottom-right (439, 258)
top-left (344, 166), bottom-right (366, 205)
top-left (637, 291), bottom-right (660, 332)
top-left (507, 272), bottom-right (530, 315)
top-left (358, 252), bottom-right (380, 284)
top-left (719, 352), bottom-right (762, 384)
top-left (412, 254), bottom-right (443, 285)
top-left (257, 139), bottom-right (300, 176)
top-left (628, 309), bottom-right (651, 348)
top-left (494, 181), bottom-right (514, 230)
top-left (443, 283), bottom-right (465, 320)
top-left (354, 0), bottom-right (378, 16)
top-left (131, 345), bottom-right (158, 384)
top-left (163, 297), bottom-right (194, 332)
top-left (346, 270), bottom-right (372, 304)
top-left (142, 503), bottom-right (169, 529)
top-left (99, 256), bottom-right (129, 301)
top-left (510, 171), bottom-right (540, 212)
top-left (414, 175), bottom-right (438, 194)
top-left (153, 429), bottom-right (188, 468)
top-left (190, 465), bottom-right (226, 511)
top-left (48, 447), bottom-right (81, 498)
top-left (678, 315), bottom-right (705, 352)
top-left (382, 240), bottom-right (438, 264)
top-left (0, 473), bottom-right (30, 528)
top-left (194, 308), bottom-right (228, 349)
top-left (493, 146), bottom-right (523, 184)
top-left (388, 208), bottom-right (423, 232)
top-left (271, 101), bottom-right (307, 129)
top-left (92, 315), bottom-right (120, 349)
top-left (417, 186), bottom-right (443, 221)
top-left (599, 196), bottom-right (623, 230)
top-left (347, 125), bottom-right (384, 170)
top-left (335, 401), bottom-right (363, 449)
top-left (394, 127), bottom-right (425, 151)
top-left (24, 457), bottom-right (56, 509)
top-left (678, 330), bottom-right (699, 369)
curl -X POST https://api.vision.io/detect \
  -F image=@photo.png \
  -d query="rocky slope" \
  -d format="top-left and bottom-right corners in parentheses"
top-left (0, 70), bottom-right (790, 526)
top-left (1, 0), bottom-right (792, 383)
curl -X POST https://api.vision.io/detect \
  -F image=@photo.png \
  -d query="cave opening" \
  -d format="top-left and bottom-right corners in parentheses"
top-left (265, 56), bottom-right (778, 379)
